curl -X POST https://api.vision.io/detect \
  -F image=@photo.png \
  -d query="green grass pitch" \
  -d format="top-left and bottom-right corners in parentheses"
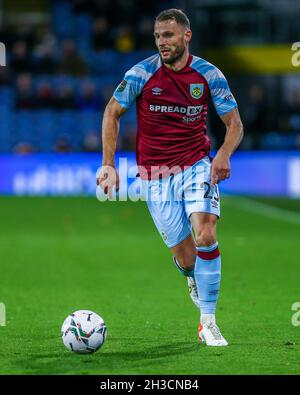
top-left (0, 196), bottom-right (299, 374)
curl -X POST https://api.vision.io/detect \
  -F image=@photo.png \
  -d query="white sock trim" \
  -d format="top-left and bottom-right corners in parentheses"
top-left (197, 242), bottom-right (218, 253)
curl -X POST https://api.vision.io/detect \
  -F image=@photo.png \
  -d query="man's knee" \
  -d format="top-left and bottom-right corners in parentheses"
top-left (194, 226), bottom-right (216, 247)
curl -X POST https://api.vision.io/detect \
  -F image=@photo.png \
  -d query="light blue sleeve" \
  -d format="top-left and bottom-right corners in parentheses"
top-left (190, 57), bottom-right (238, 116)
top-left (113, 66), bottom-right (145, 110)
top-left (207, 67), bottom-right (238, 116)
top-left (113, 54), bottom-right (161, 110)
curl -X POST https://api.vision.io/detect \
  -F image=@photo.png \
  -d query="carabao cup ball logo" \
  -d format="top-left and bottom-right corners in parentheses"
top-left (190, 83), bottom-right (204, 99)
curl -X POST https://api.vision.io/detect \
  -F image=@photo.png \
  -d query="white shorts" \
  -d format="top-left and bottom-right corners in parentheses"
top-left (141, 157), bottom-right (220, 248)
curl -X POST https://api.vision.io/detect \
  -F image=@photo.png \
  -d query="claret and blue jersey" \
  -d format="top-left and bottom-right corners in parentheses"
top-left (113, 53), bottom-right (237, 179)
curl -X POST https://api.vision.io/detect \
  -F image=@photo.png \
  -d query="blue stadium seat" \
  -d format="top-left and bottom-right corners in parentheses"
top-left (0, 109), bottom-right (13, 151)
top-left (88, 50), bottom-right (119, 74)
top-left (77, 109), bottom-right (102, 133)
top-left (52, 74), bottom-right (76, 87)
top-left (14, 111), bottom-right (38, 146)
top-left (51, 1), bottom-right (74, 39)
top-left (0, 135), bottom-right (12, 152)
top-left (55, 110), bottom-right (82, 150)
top-left (77, 40), bottom-right (92, 60)
top-left (94, 75), bottom-right (120, 91)
top-left (0, 87), bottom-right (14, 109)
top-left (35, 110), bottom-right (58, 151)
top-left (32, 75), bottom-right (54, 89)
top-left (73, 14), bottom-right (92, 38)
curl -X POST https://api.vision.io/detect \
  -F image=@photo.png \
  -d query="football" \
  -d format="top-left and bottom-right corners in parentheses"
top-left (61, 310), bottom-right (107, 354)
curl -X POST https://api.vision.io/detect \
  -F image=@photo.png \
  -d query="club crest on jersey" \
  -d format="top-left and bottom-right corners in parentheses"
top-left (190, 83), bottom-right (204, 99)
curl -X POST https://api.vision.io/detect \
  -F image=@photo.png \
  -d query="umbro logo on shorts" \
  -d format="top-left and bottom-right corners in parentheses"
top-left (161, 231), bottom-right (168, 241)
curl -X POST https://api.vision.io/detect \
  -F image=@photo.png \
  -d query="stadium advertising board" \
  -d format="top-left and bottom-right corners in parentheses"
top-left (0, 152), bottom-right (299, 197)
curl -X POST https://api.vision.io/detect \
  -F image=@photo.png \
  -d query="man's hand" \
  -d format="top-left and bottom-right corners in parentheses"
top-left (210, 149), bottom-right (231, 185)
top-left (96, 165), bottom-right (119, 198)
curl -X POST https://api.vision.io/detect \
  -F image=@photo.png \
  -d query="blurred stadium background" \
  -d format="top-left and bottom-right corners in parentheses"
top-left (0, 0), bottom-right (299, 196)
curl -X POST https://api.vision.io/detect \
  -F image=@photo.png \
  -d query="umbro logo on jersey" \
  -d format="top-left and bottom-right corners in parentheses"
top-left (152, 87), bottom-right (163, 95)
top-left (225, 94), bottom-right (233, 101)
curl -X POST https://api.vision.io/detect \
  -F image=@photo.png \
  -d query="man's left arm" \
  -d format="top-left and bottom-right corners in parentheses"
top-left (210, 108), bottom-right (244, 185)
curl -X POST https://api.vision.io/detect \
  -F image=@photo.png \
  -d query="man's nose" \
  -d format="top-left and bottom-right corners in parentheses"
top-left (158, 37), bottom-right (167, 46)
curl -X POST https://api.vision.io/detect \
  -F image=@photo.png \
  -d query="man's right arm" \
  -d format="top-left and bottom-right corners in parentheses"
top-left (102, 97), bottom-right (127, 166)
top-left (97, 97), bottom-right (127, 196)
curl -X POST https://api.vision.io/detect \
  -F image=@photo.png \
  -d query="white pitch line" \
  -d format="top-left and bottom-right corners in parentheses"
top-left (223, 196), bottom-right (300, 225)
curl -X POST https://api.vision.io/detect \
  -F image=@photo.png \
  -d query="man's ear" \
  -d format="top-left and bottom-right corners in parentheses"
top-left (185, 30), bottom-right (192, 43)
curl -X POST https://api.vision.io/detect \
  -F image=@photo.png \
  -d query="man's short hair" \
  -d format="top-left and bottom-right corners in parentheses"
top-left (155, 9), bottom-right (190, 30)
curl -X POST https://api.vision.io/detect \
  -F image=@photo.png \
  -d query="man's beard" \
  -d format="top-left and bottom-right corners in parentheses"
top-left (160, 44), bottom-right (185, 65)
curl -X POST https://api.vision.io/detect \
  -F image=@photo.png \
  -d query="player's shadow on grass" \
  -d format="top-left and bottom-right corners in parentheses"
top-left (101, 340), bottom-right (197, 360)
top-left (13, 341), bottom-right (198, 374)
